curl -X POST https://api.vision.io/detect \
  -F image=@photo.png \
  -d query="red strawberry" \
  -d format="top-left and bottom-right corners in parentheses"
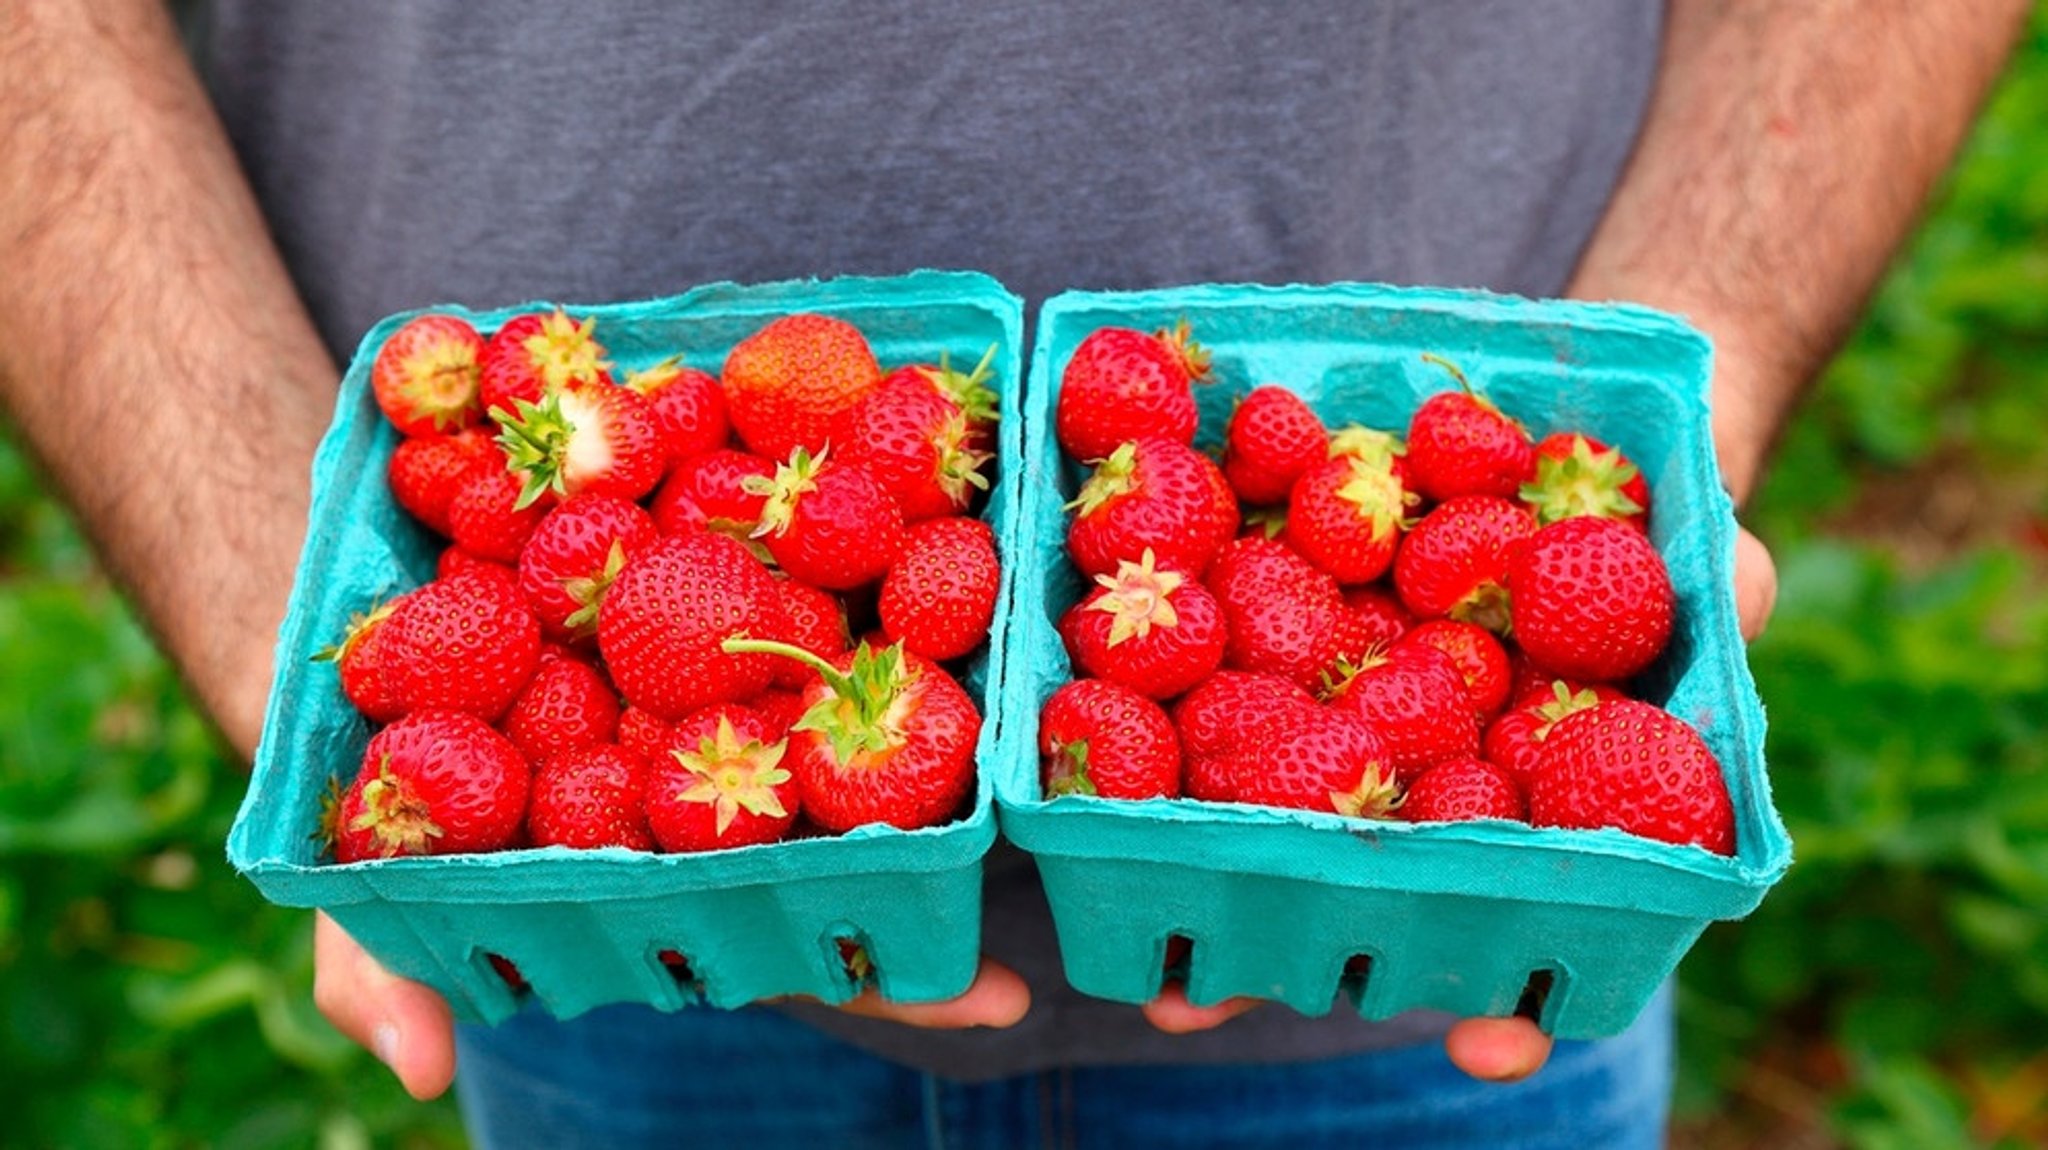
top-left (721, 313), bottom-right (883, 461)
top-left (1343, 584), bottom-right (1416, 649)
top-left (479, 310), bottom-right (613, 417)
top-left (880, 347), bottom-right (1001, 447)
top-left (878, 516), bottom-right (1001, 662)
top-left (645, 706), bottom-right (799, 851)
top-left (493, 380), bottom-right (665, 508)
top-left (1398, 758), bottom-right (1525, 824)
top-left (830, 373), bottom-right (993, 522)
top-left (750, 687), bottom-right (812, 738)
top-left (1221, 385), bottom-right (1328, 506)
top-left (749, 447), bottom-right (907, 590)
top-left (1066, 439), bottom-right (1238, 580)
top-left (1058, 549), bottom-right (1225, 700)
top-left (1233, 706), bottom-right (1399, 819)
top-left (517, 494), bottom-right (659, 644)
top-left (651, 448), bottom-right (776, 541)
top-left (1483, 681), bottom-right (1624, 786)
top-left (1326, 644), bottom-right (1480, 781)
top-left (380, 568), bottom-right (542, 722)
top-left (388, 428), bottom-right (500, 537)
top-left (1527, 699), bottom-right (1736, 854)
top-left (598, 532), bottom-right (786, 721)
top-left (1394, 619), bottom-right (1512, 719)
top-left (1038, 678), bottom-right (1181, 800)
top-left (447, 467), bottom-right (555, 564)
top-left (1507, 515), bottom-right (1674, 682)
top-left (1055, 322), bottom-right (1206, 461)
top-left (616, 706), bottom-right (677, 759)
top-left (332, 710), bottom-right (530, 860)
top-left (1282, 451), bottom-right (1418, 586)
top-left (1403, 355), bottom-right (1535, 502)
top-left (1521, 432), bottom-right (1651, 530)
top-left (437, 546), bottom-right (513, 581)
top-left (725, 640), bottom-right (979, 833)
top-left (1391, 495), bottom-right (1535, 629)
top-left (499, 646), bottom-right (622, 764)
top-left (1203, 535), bottom-right (1353, 693)
top-left (626, 358), bottom-right (730, 470)
top-left (772, 577), bottom-right (851, 689)
top-left (317, 600), bottom-right (405, 724)
top-left (527, 743), bottom-right (655, 851)
top-left (371, 314), bottom-right (486, 438)
top-left (1170, 670), bottom-right (1317, 760)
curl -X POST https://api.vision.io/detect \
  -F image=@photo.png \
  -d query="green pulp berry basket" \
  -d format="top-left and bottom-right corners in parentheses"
top-left (228, 270), bottom-right (1023, 1025)
top-left (993, 282), bottom-right (1794, 1039)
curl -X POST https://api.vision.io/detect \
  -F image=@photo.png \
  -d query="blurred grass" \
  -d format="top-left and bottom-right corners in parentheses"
top-left (1, 7), bottom-right (2046, 1147)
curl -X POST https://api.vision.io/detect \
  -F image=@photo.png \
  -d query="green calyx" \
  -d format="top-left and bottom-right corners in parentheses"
top-left (743, 446), bottom-right (824, 539)
top-left (719, 637), bottom-right (912, 765)
top-left (1158, 318), bottom-right (1213, 383)
top-left (350, 755), bottom-right (441, 857)
top-left (1043, 739), bottom-right (1098, 797)
top-left (1518, 435), bottom-right (1644, 525)
top-left (1064, 441), bottom-right (1140, 516)
top-left (492, 392), bottom-right (578, 509)
top-left (560, 540), bottom-right (630, 637)
top-left (926, 344), bottom-right (1002, 426)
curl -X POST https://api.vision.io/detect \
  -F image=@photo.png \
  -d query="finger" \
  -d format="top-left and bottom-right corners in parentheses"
top-left (1442, 1016), bottom-right (1554, 1082)
top-left (1733, 526), bottom-right (1779, 642)
top-left (1139, 982), bottom-right (1260, 1034)
top-left (831, 956), bottom-right (1031, 1029)
top-left (312, 912), bottom-right (458, 1100)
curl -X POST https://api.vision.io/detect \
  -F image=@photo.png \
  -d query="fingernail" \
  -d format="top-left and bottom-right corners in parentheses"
top-left (372, 1021), bottom-right (401, 1071)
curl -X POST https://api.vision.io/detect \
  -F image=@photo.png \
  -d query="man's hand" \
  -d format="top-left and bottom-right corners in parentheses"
top-left (313, 913), bottom-right (1031, 1101)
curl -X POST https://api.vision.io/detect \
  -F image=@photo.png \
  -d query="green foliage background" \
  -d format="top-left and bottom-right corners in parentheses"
top-left (1, 10), bottom-right (2045, 1148)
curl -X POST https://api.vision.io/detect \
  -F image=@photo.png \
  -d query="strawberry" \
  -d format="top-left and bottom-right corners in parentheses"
top-left (517, 494), bottom-right (659, 644)
top-left (721, 313), bottom-right (883, 461)
top-left (723, 639), bottom-right (979, 833)
top-left (1507, 515), bottom-right (1674, 682)
top-left (878, 515), bottom-right (1001, 662)
top-left (1398, 758), bottom-right (1525, 824)
top-left (1394, 619), bottom-right (1512, 718)
top-left (1221, 385), bottom-right (1328, 506)
top-left (1343, 584), bottom-right (1416, 649)
top-left (1390, 495), bottom-right (1535, 630)
top-left (749, 447), bottom-right (906, 590)
top-left (332, 710), bottom-right (530, 860)
top-left (650, 448), bottom-right (776, 541)
top-left (645, 706), bottom-right (799, 851)
top-left (626, 358), bottom-right (730, 470)
top-left (750, 687), bottom-right (813, 738)
top-left (479, 309), bottom-right (613, 417)
top-left (830, 373), bottom-right (993, 522)
top-left (379, 568), bottom-right (541, 723)
top-left (316, 599), bottom-right (405, 724)
top-left (388, 428), bottom-right (500, 537)
top-left (527, 743), bottom-right (655, 851)
top-left (1170, 670), bottom-right (1317, 760)
top-left (499, 646), bottom-right (622, 764)
top-left (772, 576), bottom-right (851, 689)
top-left (1403, 354), bottom-right (1535, 502)
top-left (1058, 549), bottom-right (1225, 700)
top-left (598, 532), bottom-right (786, 721)
top-left (880, 347), bottom-right (1001, 448)
top-left (1527, 699), bottom-right (1736, 854)
top-left (1066, 439), bottom-right (1238, 580)
top-left (447, 467), bottom-right (555, 564)
top-left (1055, 322), bottom-right (1206, 461)
top-left (493, 380), bottom-right (665, 508)
top-left (1204, 535), bottom-right (1353, 692)
top-left (437, 546), bottom-right (513, 581)
top-left (1520, 431), bottom-right (1651, 529)
top-left (371, 314), bottom-right (486, 438)
top-left (1282, 450), bottom-right (1418, 586)
top-left (1233, 706), bottom-right (1399, 819)
top-left (1038, 678), bottom-right (1181, 800)
top-left (1483, 680), bottom-right (1624, 786)
top-left (1326, 644), bottom-right (1480, 781)
top-left (615, 706), bottom-right (677, 759)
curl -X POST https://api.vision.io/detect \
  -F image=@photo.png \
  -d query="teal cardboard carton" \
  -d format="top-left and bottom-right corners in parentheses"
top-left (993, 282), bottom-right (1793, 1039)
top-left (229, 271), bottom-right (1023, 1024)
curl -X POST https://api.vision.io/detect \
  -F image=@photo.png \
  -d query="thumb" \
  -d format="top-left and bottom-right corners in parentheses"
top-left (312, 912), bottom-right (459, 1100)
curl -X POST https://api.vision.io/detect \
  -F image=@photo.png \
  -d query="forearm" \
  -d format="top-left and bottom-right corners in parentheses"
top-left (0, 1), bottom-right (336, 759)
top-left (1569, 0), bottom-right (2029, 503)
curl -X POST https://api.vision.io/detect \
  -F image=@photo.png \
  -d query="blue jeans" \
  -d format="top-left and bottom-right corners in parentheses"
top-left (455, 985), bottom-right (1673, 1150)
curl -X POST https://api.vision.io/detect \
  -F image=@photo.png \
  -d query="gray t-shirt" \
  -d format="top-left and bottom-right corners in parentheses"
top-left (201, 0), bottom-right (1660, 1080)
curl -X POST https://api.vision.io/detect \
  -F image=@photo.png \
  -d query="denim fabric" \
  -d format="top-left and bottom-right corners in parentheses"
top-left (454, 983), bottom-right (1673, 1150)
